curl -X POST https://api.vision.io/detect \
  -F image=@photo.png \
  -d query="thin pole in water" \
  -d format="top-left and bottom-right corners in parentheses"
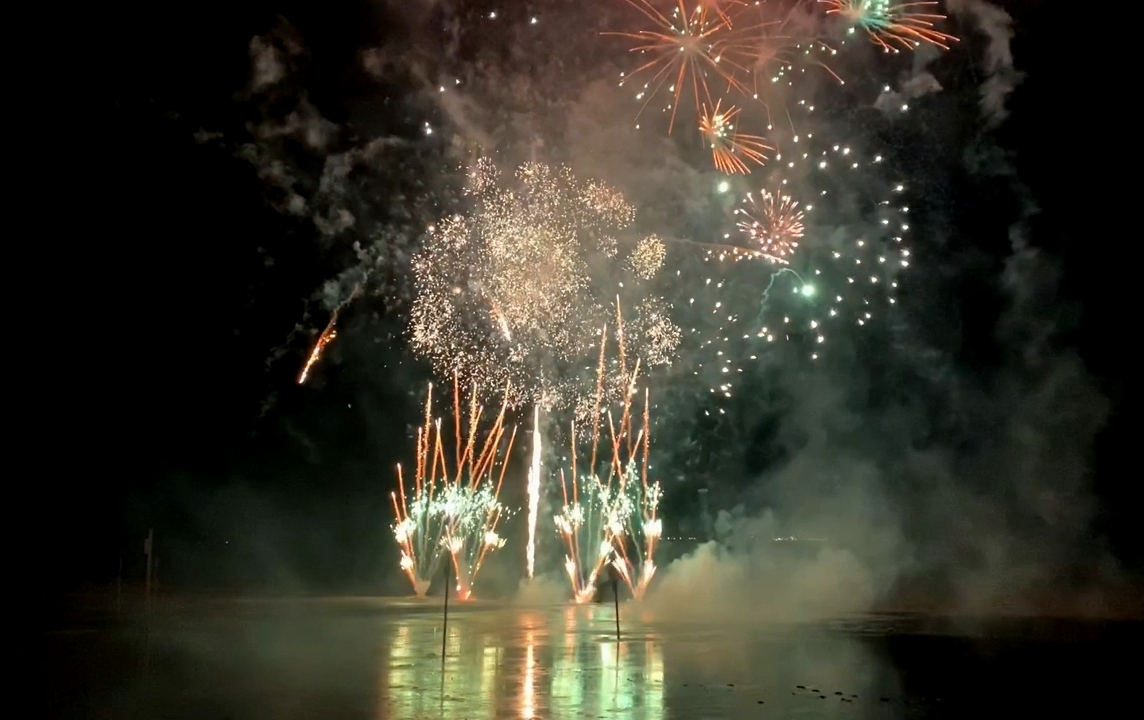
top-left (614, 578), bottom-right (621, 643)
top-left (442, 559), bottom-right (451, 667)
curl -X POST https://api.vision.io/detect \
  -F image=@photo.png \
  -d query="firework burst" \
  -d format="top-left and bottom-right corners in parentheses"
top-left (410, 159), bottom-right (679, 419)
top-left (390, 376), bottom-right (517, 599)
top-left (554, 305), bottom-right (662, 603)
top-left (734, 187), bottom-right (806, 263)
top-left (608, 0), bottom-right (756, 134)
top-left (699, 99), bottom-right (772, 174)
top-left (821, 0), bottom-right (958, 52)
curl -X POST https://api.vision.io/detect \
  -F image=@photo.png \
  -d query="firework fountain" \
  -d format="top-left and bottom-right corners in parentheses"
top-left (390, 376), bottom-right (518, 599)
top-left (554, 304), bottom-right (662, 602)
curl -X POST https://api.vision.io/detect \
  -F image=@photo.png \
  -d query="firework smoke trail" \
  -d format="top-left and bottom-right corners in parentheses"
top-left (526, 404), bottom-right (541, 579)
top-left (390, 376), bottom-right (517, 599)
top-left (553, 304), bottom-right (663, 602)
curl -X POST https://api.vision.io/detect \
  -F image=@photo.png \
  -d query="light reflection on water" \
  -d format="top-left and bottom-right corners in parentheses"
top-left (50, 599), bottom-right (1134, 719)
top-left (380, 604), bottom-right (665, 720)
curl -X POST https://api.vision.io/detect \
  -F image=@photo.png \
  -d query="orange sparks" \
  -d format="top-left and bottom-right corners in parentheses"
top-left (821, 0), bottom-right (958, 52)
top-left (391, 375), bottom-right (516, 600)
top-left (297, 317), bottom-right (337, 384)
top-left (699, 100), bottom-right (772, 174)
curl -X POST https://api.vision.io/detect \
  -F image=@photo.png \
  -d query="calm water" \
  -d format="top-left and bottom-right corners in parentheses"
top-left (41, 597), bottom-right (1139, 719)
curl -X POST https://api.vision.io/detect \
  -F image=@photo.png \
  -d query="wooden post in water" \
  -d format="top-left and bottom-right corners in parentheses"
top-left (614, 578), bottom-right (621, 643)
top-left (441, 559), bottom-right (451, 667)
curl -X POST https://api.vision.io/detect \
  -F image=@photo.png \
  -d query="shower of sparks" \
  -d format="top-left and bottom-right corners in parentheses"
top-left (607, 0), bottom-right (755, 134)
top-left (526, 404), bottom-right (542, 580)
top-left (734, 187), bottom-right (805, 263)
top-left (390, 375), bottom-right (517, 600)
top-left (409, 159), bottom-right (679, 419)
top-left (821, 0), bottom-right (958, 51)
top-left (699, 100), bottom-right (772, 174)
top-left (554, 305), bottom-right (662, 603)
top-left (629, 234), bottom-right (667, 279)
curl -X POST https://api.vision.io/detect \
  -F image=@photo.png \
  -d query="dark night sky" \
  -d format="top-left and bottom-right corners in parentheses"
top-left (48, 1), bottom-right (1134, 595)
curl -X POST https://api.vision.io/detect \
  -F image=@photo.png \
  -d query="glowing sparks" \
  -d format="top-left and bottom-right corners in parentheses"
top-left (734, 187), bottom-right (805, 263)
top-left (699, 100), bottom-right (771, 174)
top-left (297, 318), bottom-right (337, 385)
top-left (409, 159), bottom-right (679, 418)
top-left (629, 234), bottom-right (667, 280)
top-left (297, 284), bottom-right (364, 385)
top-left (390, 376), bottom-right (517, 600)
top-left (822, 0), bottom-right (958, 51)
top-left (553, 306), bottom-right (662, 603)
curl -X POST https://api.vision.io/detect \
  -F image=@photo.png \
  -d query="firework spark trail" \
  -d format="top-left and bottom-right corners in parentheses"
top-left (526, 404), bottom-right (542, 579)
top-left (409, 159), bottom-right (679, 419)
top-left (553, 304), bottom-right (662, 602)
top-left (297, 284), bottom-right (364, 385)
top-left (390, 376), bottom-right (517, 599)
top-left (297, 315), bottom-right (338, 384)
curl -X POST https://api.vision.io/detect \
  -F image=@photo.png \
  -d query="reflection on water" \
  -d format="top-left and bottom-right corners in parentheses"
top-left (381, 605), bottom-right (664, 719)
top-left (44, 599), bottom-right (1139, 719)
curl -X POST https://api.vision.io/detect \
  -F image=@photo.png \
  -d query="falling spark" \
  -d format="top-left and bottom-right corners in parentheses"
top-left (297, 284), bottom-right (364, 384)
top-left (297, 317), bottom-right (337, 385)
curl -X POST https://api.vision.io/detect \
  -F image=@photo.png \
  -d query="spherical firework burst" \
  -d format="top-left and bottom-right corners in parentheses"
top-left (607, 0), bottom-right (756, 134)
top-left (821, 0), bottom-right (958, 52)
top-left (734, 187), bottom-right (806, 263)
top-left (410, 159), bottom-right (680, 417)
top-left (390, 378), bottom-right (516, 599)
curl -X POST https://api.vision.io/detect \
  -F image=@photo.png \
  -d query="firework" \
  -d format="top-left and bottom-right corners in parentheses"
top-left (409, 159), bottom-right (679, 419)
top-left (821, 0), bottom-right (958, 51)
top-left (297, 284), bottom-right (364, 385)
top-left (734, 187), bottom-right (806, 263)
top-left (699, 100), bottom-right (772, 174)
top-left (553, 305), bottom-right (662, 602)
top-left (390, 376), bottom-right (517, 599)
top-left (607, 0), bottom-right (755, 134)
top-left (297, 316), bottom-right (337, 385)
